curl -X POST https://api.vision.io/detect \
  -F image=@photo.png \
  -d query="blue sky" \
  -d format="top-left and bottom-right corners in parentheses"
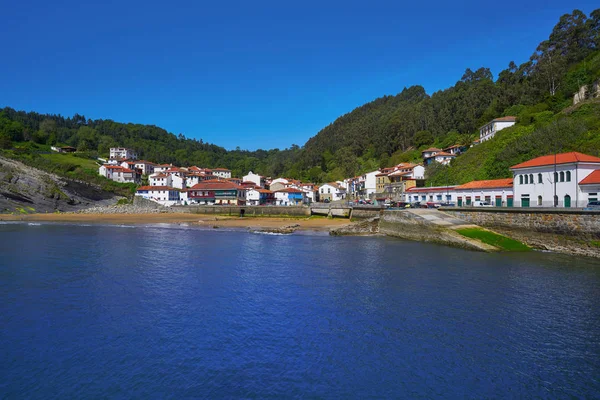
top-left (2, 0), bottom-right (598, 150)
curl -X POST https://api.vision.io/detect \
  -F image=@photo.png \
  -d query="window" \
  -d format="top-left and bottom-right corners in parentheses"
top-left (554, 195), bottom-right (558, 207)
top-left (529, 174), bottom-right (534, 184)
top-left (560, 171), bottom-right (564, 182)
top-left (327, 188), bottom-right (331, 194)
top-left (519, 175), bottom-right (523, 185)
top-left (538, 196), bottom-right (542, 206)
top-left (554, 172), bottom-right (558, 182)
top-left (538, 173), bottom-right (542, 184)
top-left (566, 171), bottom-right (571, 182)
top-left (524, 175), bottom-right (528, 184)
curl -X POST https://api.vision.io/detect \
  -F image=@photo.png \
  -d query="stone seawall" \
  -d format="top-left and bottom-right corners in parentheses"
top-left (378, 210), bottom-right (496, 252)
top-left (441, 208), bottom-right (600, 258)
top-left (171, 205), bottom-right (311, 217)
top-left (350, 207), bottom-right (383, 220)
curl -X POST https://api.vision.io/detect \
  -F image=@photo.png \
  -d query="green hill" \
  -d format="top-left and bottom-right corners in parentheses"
top-left (1, 9), bottom-right (599, 187)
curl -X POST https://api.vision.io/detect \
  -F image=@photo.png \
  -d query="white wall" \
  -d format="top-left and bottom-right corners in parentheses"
top-left (512, 163), bottom-right (599, 207)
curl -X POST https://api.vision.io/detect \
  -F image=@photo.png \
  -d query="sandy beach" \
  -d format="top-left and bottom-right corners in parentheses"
top-left (0, 213), bottom-right (351, 232)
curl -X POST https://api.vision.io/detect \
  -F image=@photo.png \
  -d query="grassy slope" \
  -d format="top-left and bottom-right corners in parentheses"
top-left (456, 228), bottom-right (531, 251)
top-left (1, 143), bottom-right (136, 197)
top-left (426, 100), bottom-right (600, 186)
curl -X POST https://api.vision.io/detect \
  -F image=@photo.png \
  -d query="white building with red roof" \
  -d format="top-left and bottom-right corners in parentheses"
top-left (454, 178), bottom-right (513, 207)
top-left (98, 164), bottom-right (138, 183)
top-left (243, 171), bottom-right (266, 188)
top-left (212, 168), bottom-right (232, 179)
top-left (110, 147), bottom-right (137, 161)
top-left (149, 173), bottom-right (172, 187)
top-left (479, 116), bottom-right (517, 142)
top-left (135, 186), bottom-right (181, 206)
top-left (319, 182), bottom-right (347, 202)
top-left (274, 188), bottom-right (306, 206)
top-left (510, 152), bottom-right (600, 207)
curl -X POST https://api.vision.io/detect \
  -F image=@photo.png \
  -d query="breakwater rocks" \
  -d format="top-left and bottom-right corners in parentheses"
top-left (250, 224), bottom-right (300, 235)
top-left (74, 204), bottom-right (173, 214)
top-left (330, 217), bottom-right (380, 235)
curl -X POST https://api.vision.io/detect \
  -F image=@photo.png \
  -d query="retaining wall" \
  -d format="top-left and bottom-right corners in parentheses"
top-left (441, 207), bottom-right (600, 257)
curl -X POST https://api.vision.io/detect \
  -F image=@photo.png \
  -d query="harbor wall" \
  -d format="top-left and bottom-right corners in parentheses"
top-left (441, 208), bottom-right (600, 257)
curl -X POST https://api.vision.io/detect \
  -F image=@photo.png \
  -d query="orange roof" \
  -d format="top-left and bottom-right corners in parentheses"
top-left (137, 186), bottom-right (178, 191)
top-left (579, 170), bottom-right (600, 185)
top-left (212, 167), bottom-right (230, 171)
top-left (104, 165), bottom-right (134, 172)
top-left (511, 152), bottom-right (600, 169)
top-left (190, 180), bottom-right (244, 190)
top-left (422, 147), bottom-right (441, 153)
top-left (276, 188), bottom-right (303, 193)
top-left (493, 116), bottom-right (517, 122)
top-left (256, 189), bottom-right (273, 193)
top-left (456, 178), bottom-right (513, 190)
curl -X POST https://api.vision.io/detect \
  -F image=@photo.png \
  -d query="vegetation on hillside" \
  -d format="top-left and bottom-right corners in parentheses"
top-left (0, 9), bottom-right (599, 186)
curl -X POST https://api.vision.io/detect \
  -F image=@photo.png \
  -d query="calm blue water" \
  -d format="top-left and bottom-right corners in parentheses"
top-left (1, 223), bottom-right (600, 398)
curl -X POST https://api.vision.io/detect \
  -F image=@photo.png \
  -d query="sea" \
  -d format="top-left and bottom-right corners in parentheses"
top-left (1, 222), bottom-right (599, 398)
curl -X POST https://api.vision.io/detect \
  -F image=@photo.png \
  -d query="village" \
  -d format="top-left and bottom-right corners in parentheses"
top-left (96, 116), bottom-right (600, 210)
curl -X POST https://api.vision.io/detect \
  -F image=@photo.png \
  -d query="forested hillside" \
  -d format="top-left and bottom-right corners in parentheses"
top-left (1, 9), bottom-right (599, 185)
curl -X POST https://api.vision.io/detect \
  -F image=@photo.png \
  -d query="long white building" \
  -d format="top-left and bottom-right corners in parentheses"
top-left (511, 152), bottom-right (600, 208)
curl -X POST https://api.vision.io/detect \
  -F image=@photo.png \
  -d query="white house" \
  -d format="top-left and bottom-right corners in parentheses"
top-left (134, 160), bottom-right (155, 175)
top-left (421, 147), bottom-right (441, 159)
top-left (425, 151), bottom-right (456, 166)
top-left (319, 182), bottom-right (346, 202)
top-left (511, 152), bottom-right (600, 208)
top-left (454, 178), bottom-right (514, 207)
top-left (98, 164), bottom-right (137, 183)
top-left (274, 188), bottom-right (305, 206)
top-left (212, 168), bottom-right (231, 179)
top-left (479, 116), bottom-right (517, 142)
top-left (110, 147), bottom-right (137, 160)
top-left (243, 171), bottom-right (266, 188)
top-left (149, 173), bottom-right (172, 187)
top-left (135, 186), bottom-right (180, 206)
top-left (363, 170), bottom-right (379, 198)
top-left (153, 164), bottom-right (171, 174)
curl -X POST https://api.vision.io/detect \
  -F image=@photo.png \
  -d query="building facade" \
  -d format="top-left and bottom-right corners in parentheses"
top-left (110, 147), bottom-right (137, 160)
top-left (511, 152), bottom-right (600, 208)
top-left (479, 116), bottom-right (517, 142)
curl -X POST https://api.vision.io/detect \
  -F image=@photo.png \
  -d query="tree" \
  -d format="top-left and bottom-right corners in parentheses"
top-left (414, 130), bottom-right (433, 148)
top-left (0, 133), bottom-right (12, 149)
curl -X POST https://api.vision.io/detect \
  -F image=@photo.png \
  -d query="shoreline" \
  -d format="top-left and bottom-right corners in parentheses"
top-left (0, 213), bottom-right (351, 232)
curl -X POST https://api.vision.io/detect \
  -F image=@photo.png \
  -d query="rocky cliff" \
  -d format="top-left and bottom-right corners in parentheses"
top-left (0, 155), bottom-right (120, 213)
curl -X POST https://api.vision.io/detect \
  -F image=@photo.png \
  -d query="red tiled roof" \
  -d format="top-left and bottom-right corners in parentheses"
top-left (276, 188), bottom-right (303, 193)
top-left (434, 151), bottom-right (456, 157)
top-left (104, 165), bottom-right (134, 173)
top-left (511, 152), bottom-right (600, 169)
top-left (493, 116), bottom-right (517, 122)
top-left (190, 180), bottom-right (244, 190)
top-left (212, 168), bottom-right (230, 171)
top-left (455, 178), bottom-right (513, 190)
top-left (422, 148), bottom-right (441, 153)
top-left (579, 170), bottom-right (600, 185)
top-left (137, 186), bottom-right (178, 191)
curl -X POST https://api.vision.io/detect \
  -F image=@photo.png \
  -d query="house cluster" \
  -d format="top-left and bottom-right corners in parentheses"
top-left (402, 152), bottom-right (600, 208)
top-left (421, 145), bottom-right (467, 166)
